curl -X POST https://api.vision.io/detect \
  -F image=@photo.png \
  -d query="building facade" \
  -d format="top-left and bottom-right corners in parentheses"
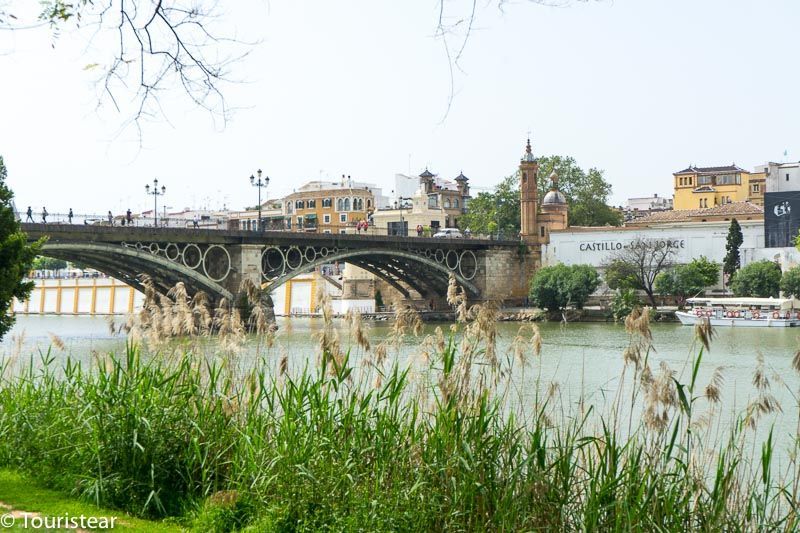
top-left (282, 178), bottom-right (376, 233)
top-left (673, 165), bottom-right (756, 210)
top-left (624, 194), bottom-right (673, 221)
top-left (372, 169), bottom-right (471, 236)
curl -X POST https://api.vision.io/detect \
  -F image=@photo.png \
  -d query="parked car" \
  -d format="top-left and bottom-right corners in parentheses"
top-left (433, 228), bottom-right (463, 238)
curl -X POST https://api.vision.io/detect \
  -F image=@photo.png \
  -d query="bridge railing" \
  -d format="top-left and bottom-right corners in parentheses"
top-left (17, 211), bottom-right (519, 241)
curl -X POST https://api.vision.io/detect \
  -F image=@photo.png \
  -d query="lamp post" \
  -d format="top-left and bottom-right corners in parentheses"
top-left (250, 169), bottom-right (269, 231)
top-left (145, 179), bottom-right (166, 227)
top-left (394, 196), bottom-right (412, 236)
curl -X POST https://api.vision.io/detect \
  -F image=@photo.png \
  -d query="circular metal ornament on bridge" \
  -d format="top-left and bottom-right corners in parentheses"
top-left (445, 250), bottom-right (459, 271)
top-left (135, 242), bottom-right (145, 251)
top-left (182, 243), bottom-right (203, 270)
top-left (202, 244), bottom-right (231, 282)
top-left (434, 249), bottom-right (445, 264)
top-left (319, 247), bottom-right (329, 257)
top-left (458, 250), bottom-right (478, 280)
top-left (423, 249), bottom-right (433, 259)
top-left (261, 246), bottom-right (286, 280)
top-left (285, 246), bottom-right (303, 270)
top-left (164, 243), bottom-right (181, 262)
top-left (303, 247), bottom-right (317, 263)
top-left (149, 243), bottom-right (161, 255)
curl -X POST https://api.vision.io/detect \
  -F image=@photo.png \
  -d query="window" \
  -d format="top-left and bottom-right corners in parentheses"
top-left (323, 214), bottom-right (331, 224)
top-left (753, 184), bottom-right (760, 192)
top-left (353, 198), bottom-right (362, 211)
top-left (307, 199), bottom-right (316, 209)
top-left (522, 172), bottom-right (527, 183)
top-left (540, 226), bottom-right (545, 237)
top-left (340, 229), bottom-right (347, 235)
top-left (698, 176), bottom-right (712, 185)
top-left (344, 198), bottom-right (351, 211)
top-left (454, 198), bottom-right (459, 208)
top-left (323, 230), bottom-right (332, 234)
top-left (286, 202), bottom-right (294, 214)
top-left (295, 200), bottom-right (304, 209)
top-left (340, 213), bottom-right (347, 223)
top-left (699, 199), bottom-right (703, 208)
top-left (366, 199), bottom-right (372, 208)
top-left (717, 174), bottom-right (740, 185)
top-left (689, 177), bottom-right (693, 185)
top-left (428, 195), bottom-right (438, 208)
top-left (297, 216), bottom-right (303, 226)
top-left (787, 173), bottom-right (791, 181)
top-left (444, 198), bottom-right (451, 209)
top-left (337, 198), bottom-right (344, 211)
top-left (322, 198), bottom-right (332, 208)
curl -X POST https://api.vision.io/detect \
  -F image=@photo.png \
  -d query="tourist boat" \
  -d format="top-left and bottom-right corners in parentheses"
top-left (676, 297), bottom-right (800, 327)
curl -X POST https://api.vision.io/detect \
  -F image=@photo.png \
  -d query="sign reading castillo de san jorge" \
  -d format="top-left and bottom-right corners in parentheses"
top-left (578, 239), bottom-right (686, 252)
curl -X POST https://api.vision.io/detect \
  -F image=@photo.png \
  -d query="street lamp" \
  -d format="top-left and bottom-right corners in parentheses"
top-left (145, 178), bottom-right (166, 227)
top-left (250, 169), bottom-right (269, 231)
top-left (396, 196), bottom-right (412, 236)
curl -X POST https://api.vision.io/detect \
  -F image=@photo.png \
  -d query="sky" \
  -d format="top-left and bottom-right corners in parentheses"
top-left (1, 0), bottom-right (799, 216)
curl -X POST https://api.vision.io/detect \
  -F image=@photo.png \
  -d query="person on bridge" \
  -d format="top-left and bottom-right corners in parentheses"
top-left (126, 209), bottom-right (132, 226)
top-left (41, 207), bottom-right (48, 224)
top-left (25, 206), bottom-right (33, 222)
top-left (68, 208), bottom-right (73, 224)
top-left (193, 214), bottom-right (199, 229)
top-left (416, 224), bottom-right (423, 237)
top-left (107, 211), bottom-right (113, 226)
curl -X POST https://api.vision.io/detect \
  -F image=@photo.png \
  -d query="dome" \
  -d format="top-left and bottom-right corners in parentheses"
top-left (542, 189), bottom-right (567, 206)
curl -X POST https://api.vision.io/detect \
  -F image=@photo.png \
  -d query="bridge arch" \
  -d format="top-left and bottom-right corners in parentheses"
top-left (263, 248), bottom-right (481, 299)
top-left (41, 243), bottom-right (235, 302)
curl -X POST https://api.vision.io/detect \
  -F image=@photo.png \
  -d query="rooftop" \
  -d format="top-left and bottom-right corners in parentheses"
top-left (674, 164), bottom-right (747, 175)
top-left (627, 201), bottom-right (762, 224)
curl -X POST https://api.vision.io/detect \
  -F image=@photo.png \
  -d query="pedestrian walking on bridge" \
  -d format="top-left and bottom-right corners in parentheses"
top-left (107, 211), bottom-right (113, 226)
top-left (126, 209), bottom-right (132, 226)
top-left (68, 208), bottom-right (73, 224)
top-left (25, 206), bottom-right (33, 222)
top-left (41, 207), bottom-right (48, 224)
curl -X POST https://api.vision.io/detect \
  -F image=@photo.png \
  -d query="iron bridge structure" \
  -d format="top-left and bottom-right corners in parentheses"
top-left (23, 224), bottom-right (532, 308)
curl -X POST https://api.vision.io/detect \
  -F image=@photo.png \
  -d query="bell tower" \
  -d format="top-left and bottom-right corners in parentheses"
top-left (519, 138), bottom-right (539, 243)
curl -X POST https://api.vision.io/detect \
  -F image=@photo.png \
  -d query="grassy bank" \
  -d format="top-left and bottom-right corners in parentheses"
top-left (0, 279), bottom-right (797, 531)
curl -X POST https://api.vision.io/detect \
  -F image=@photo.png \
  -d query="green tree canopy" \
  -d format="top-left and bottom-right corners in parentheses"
top-left (729, 260), bottom-right (781, 298)
top-left (32, 257), bottom-right (68, 271)
top-left (458, 155), bottom-right (621, 236)
top-left (529, 263), bottom-right (600, 312)
top-left (780, 266), bottom-right (800, 298)
top-left (654, 256), bottom-right (720, 307)
top-left (0, 156), bottom-right (42, 340)
top-left (723, 218), bottom-right (743, 282)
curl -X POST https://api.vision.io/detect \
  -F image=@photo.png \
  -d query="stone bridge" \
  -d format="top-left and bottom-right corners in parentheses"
top-left (23, 224), bottom-right (536, 310)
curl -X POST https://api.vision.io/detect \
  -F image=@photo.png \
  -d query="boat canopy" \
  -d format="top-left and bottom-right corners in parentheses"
top-left (687, 297), bottom-right (797, 310)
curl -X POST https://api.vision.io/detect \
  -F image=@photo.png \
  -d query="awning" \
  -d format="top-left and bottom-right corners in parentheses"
top-left (304, 214), bottom-right (318, 219)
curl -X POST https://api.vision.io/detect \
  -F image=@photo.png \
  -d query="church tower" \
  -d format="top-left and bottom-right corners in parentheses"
top-left (519, 138), bottom-right (539, 243)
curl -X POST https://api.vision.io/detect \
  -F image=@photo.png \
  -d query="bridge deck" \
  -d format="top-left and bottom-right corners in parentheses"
top-left (22, 223), bottom-right (520, 250)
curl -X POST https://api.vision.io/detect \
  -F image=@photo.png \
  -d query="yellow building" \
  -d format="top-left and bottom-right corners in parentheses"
top-left (748, 170), bottom-right (765, 206)
top-left (282, 177), bottom-right (376, 233)
top-left (673, 165), bottom-right (756, 210)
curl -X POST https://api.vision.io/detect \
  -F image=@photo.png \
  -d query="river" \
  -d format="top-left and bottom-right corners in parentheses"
top-left (2, 315), bottom-right (798, 462)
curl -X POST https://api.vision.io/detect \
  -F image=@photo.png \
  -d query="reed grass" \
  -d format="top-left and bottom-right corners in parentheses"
top-left (0, 277), bottom-right (797, 531)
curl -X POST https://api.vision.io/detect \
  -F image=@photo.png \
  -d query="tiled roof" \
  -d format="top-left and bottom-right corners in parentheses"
top-left (674, 164), bottom-right (746, 174)
top-left (628, 201), bottom-right (763, 224)
top-left (419, 169), bottom-right (435, 178)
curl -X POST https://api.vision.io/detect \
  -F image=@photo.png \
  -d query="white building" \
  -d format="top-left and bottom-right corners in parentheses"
top-left (625, 194), bottom-right (673, 212)
top-left (756, 161), bottom-right (800, 193)
top-left (542, 219), bottom-right (765, 269)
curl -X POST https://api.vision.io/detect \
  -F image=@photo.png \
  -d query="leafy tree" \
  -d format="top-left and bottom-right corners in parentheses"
top-left (32, 257), bottom-right (68, 271)
top-left (654, 256), bottom-right (720, 307)
top-left (602, 239), bottom-right (678, 307)
top-left (536, 156), bottom-right (622, 227)
top-left (780, 266), bottom-right (800, 298)
top-left (459, 155), bottom-right (621, 236)
top-left (729, 260), bottom-right (781, 298)
top-left (0, 156), bottom-right (42, 340)
top-left (458, 174), bottom-right (520, 237)
top-left (723, 218), bottom-right (743, 284)
top-left (610, 289), bottom-right (641, 322)
top-left (529, 263), bottom-right (600, 312)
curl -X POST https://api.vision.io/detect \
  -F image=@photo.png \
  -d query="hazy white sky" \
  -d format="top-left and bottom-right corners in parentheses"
top-left (1, 0), bottom-right (798, 215)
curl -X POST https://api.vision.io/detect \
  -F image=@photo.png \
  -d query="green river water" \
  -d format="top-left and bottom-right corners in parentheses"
top-left (2, 315), bottom-right (798, 464)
